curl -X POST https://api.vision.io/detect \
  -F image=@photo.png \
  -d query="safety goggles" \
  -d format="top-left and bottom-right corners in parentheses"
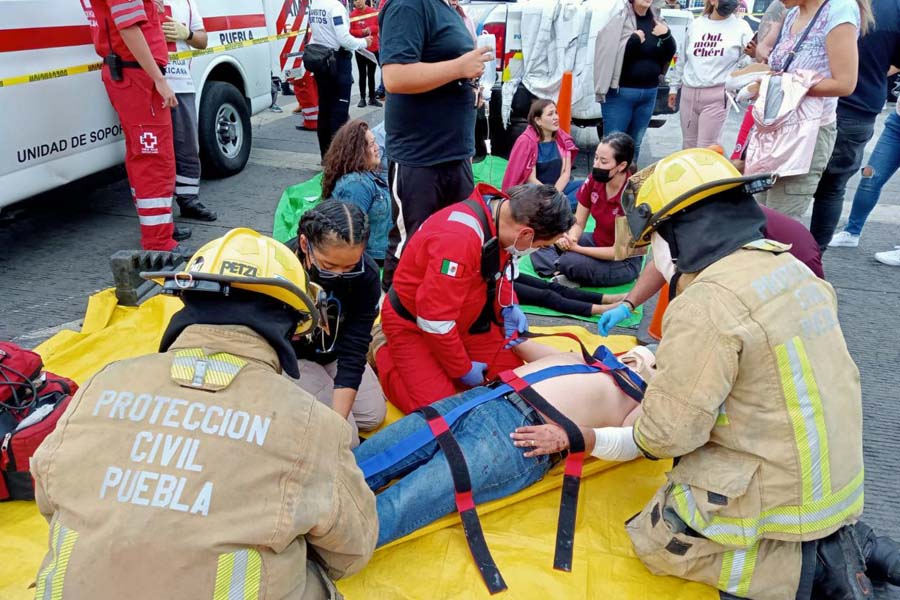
top-left (308, 244), bottom-right (366, 279)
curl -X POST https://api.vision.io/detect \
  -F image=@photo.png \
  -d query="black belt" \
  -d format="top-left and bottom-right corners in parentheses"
top-left (387, 287), bottom-right (416, 324)
top-left (121, 61), bottom-right (167, 76)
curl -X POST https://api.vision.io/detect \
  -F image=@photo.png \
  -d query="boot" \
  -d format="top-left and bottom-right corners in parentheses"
top-left (170, 243), bottom-right (193, 259)
top-left (357, 98), bottom-right (367, 108)
top-left (172, 224), bottom-right (192, 242)
top-left (177, 198), bottom-right (218, 222)
top-left (812, 526), bottom-right (873, 599)
top-left (855, 521), bottom-right (900, 585)
top-left (368, 97), bottom-right (383, 107)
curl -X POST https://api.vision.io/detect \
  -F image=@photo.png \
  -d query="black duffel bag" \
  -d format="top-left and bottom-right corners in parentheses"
top-left (303, 43), bottom-right (336, 77)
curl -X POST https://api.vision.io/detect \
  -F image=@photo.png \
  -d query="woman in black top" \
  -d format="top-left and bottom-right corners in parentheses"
top-left (290, 199), bottom-right (386, 445)
top-left (602, 0), bottom-right (675, 161)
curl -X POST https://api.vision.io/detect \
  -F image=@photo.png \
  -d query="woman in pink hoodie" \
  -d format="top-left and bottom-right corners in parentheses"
top-left (502, 99), bottom-right (582, 210)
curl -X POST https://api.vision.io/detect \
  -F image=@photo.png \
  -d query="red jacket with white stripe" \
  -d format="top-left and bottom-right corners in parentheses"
top-left (390, 187), bottom-right (516, 378)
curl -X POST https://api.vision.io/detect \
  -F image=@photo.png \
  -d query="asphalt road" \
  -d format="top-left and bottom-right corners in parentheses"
top-left (1, 91), bottom-right (899, 595)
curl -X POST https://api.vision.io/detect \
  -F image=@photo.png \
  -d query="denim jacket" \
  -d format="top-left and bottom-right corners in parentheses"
top-left (332, 171), bottom-right (391, 261)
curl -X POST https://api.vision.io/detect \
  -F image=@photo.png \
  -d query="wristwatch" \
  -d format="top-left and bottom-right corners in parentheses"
top-left (187, 30), bottom-right (194, 41)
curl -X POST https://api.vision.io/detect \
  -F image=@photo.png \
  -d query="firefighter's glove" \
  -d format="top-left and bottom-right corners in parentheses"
top-left (597, 303), bottom-right (632, 337)
top-left (163, 17), bottom-right (190, 41)
top-left (459, 361), bottom-right (488, 388)
top-left (502, 304), bottom-right (528, 348)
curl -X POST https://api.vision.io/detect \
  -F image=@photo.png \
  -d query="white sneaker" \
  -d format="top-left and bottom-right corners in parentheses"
top-left (828, 231), bottom-right (860, 248)
top-left (874, 246), bottom-right (900, 266)
top-left (551, 274), bottom-right (581, 288)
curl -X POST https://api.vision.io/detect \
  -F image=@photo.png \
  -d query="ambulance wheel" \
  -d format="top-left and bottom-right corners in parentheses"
top-left (199, 81), bottom-right (252, 178)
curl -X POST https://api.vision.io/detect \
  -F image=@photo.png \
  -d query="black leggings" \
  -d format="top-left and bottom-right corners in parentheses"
top-left (515, 274), bottom-right (606, 318)
top-left (355, 50), bottom-right (379, 100)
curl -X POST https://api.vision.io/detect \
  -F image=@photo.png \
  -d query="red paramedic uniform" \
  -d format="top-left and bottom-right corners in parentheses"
top-left (84, 0), bottom-right (177, 251)
top-left (292, 71), bottom-right (319, 131)
top-left (376, 188), bottom-right (524, 414)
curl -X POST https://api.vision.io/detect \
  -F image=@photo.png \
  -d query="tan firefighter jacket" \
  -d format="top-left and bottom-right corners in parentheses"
top-left (31, 324), bottom-right (377, 599)
top-left (632, 244), bottom-right (865, 549)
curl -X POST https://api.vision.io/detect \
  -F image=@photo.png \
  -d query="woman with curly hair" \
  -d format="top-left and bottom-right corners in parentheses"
top-left (321, 119), bottom-right (391, 265)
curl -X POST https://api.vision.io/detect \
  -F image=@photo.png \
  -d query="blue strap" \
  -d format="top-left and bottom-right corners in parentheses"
top-left (593, 345), bottom-right (647, 396)
top-left (359, 364), bottom-right (600, 479)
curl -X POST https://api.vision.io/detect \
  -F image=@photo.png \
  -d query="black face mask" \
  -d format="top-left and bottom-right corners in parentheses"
top-left (592, 167), bottom-right (614, 183)
top-left (716, 0), bottom-right (739, 17)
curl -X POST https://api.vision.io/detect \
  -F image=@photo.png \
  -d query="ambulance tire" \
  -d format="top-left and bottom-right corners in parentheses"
top-left (199, 81), bottom-right (252, 178)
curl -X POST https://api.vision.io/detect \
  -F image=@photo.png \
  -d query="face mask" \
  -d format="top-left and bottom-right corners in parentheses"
top-left (505, 231), bottom-right (538, 258)
top-left (650, 232), bottom-right (676, 284)
top-left (716, 0), bottom-right (739, 17)
top-left (592, 167), bottom-right (613, 183)
top-left (305, 243), bottom-right (365, 280)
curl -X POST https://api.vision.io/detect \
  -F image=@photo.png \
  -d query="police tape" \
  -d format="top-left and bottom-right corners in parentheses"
top-left (0, 11), bottom-right (378, 89)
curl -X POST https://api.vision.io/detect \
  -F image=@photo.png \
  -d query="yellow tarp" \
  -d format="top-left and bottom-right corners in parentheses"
top-left (1, 289), bottom-right (717, 600)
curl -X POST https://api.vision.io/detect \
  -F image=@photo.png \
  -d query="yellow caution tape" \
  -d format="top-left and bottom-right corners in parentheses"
top-left (0, 11), bottom-right (378, 89)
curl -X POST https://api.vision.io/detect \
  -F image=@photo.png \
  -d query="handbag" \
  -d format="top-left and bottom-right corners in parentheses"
top-left (303, 43), bottom-right (337, 77)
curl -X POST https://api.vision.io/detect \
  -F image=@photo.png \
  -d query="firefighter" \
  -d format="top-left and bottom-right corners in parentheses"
top-left (31, 229), bottom-right (378, 598)
top-left (519, 148), bottom-right (900, 599)
top-left (81, 0), bottom-right (185, 251)
top-left (374, 183), bottom-right (574, 414)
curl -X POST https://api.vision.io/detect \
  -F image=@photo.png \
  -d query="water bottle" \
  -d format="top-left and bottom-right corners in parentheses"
top-left (477, 32), bottom-right (497, 103)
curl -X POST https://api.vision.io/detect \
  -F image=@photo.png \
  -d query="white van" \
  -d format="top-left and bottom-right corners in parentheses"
top-left (0, 0), bottom-right (301, 213)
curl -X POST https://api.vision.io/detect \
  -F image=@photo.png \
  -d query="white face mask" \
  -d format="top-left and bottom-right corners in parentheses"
top-left (651, 232), bottom-right (676, 284)
top-left (505, 231), bottom-right (538, 258)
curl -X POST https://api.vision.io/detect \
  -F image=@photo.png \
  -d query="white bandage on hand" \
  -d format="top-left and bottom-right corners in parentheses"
top-left (590, 426), bottom-right (641, 461)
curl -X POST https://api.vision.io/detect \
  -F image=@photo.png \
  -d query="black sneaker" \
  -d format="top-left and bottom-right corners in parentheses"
top-left (172, 224), bottom-right (192, 241)
top-left (813, 526), bottom-right (874, 599)
top-left (368, 97), bottom-right (383, 108)
top-left (178, 199), bottom-right (217, 222)
top-left (170, 244), bottom-right (193, 260)
top-left (357, 98), bottom-right (367, 108)
top-left (856, 521), bottom-right (900, 586)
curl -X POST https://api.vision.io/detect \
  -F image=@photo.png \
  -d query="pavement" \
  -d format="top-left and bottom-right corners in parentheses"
top-left (1, 88), bottom-right (899, 595)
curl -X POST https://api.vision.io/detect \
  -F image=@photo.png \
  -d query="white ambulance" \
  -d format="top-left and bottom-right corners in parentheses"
top-left (0, 0), bottom-right (306, 213)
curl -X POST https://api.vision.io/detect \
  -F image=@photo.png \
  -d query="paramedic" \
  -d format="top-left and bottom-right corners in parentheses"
top-left (81, 0), bottom-right (182, 251)
top-left (373, 184), bottom-right (574, 413)
top-left (31, 229), bottom-right (377, 598)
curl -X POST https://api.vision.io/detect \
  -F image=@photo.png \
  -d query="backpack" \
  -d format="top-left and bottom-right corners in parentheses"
top-left (0, 342), bottom-right (78, 501)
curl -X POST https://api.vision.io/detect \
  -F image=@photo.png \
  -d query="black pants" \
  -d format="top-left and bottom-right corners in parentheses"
top-left (355, 50), bottom-right (379, 100)
top-left (809, 110), bottom-right (877, 250)
top-left (383, 159), bottom-right (475, 291)
top-left (313, 50), bottom-right (353, 158)
top-left (514, 274), bottom-right (606, 318)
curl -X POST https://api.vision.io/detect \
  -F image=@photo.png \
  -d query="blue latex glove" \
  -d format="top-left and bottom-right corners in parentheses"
top-left (597, 304), bottom-right (632, 336)
top-left (502, 304), bottom-right (529, 347)
top-left (459, 360), bottom-right (488, 387)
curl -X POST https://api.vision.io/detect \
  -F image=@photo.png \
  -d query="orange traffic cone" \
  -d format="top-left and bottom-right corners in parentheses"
top-left (647, 283), bottom-right (669, 341)
top-left (557, 71), bottom-right (573, 134)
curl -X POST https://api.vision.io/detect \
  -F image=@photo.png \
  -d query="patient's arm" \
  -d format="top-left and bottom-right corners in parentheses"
top-left (512, 340), bottom-right (581, 363)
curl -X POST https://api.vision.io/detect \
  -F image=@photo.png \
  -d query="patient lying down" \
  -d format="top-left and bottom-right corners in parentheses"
top-left (352, 344), bottom-right (656, 547)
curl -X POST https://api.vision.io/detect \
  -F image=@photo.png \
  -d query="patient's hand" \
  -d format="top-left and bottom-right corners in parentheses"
top-left (511, 424), bottom-right (569, 457)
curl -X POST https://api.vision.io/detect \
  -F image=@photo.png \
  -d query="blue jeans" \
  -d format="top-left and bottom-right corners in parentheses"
top-left (602, 87), bottom-right (657, 160)
top-left (845, 112), bottom-right (900, 236)
top-left (352, 388), bottom-right (554, 547)
top-left (556, 233), bottom-right (643, 287)
top-left (563, 179), bottom-right (583, 212)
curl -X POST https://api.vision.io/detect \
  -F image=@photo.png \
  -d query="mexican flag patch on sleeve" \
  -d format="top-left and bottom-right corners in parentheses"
top-left (440, 259), bottom-right (462, 277)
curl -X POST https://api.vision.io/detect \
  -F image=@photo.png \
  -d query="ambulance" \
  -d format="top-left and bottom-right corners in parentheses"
top-left (0, 0), bottom-right (310, 213)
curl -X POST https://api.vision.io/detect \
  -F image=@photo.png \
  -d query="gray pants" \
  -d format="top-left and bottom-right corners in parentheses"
top-left (171, 92), bottom-right (201, 204)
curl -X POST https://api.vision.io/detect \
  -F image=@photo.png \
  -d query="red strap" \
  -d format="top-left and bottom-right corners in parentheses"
top-left (564, 451), bottom-right (585, 478)
top-left (426, 416), bottom-right (450, 437)
top-left (455, 490), bottom-right (476, 513)
top-left (498, 370), bottom-right (528, 392)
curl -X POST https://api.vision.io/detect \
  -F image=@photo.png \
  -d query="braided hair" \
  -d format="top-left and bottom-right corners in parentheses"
top-left (297, 199), bottom-right (370, 252)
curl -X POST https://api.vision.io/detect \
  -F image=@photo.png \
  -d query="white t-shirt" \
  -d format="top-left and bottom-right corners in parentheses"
top-left (670, 15), bottom-right (753, 90)
top-left (309, 0), bottom-right (367, 52)
top-left (164, 0), bottom-right (205, 95)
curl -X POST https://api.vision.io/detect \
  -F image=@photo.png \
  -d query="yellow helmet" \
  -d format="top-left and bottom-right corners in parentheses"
top-left (142, 228), bottom-right (320, 335)
top-left (622, 148), bottom-right (774, 247)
